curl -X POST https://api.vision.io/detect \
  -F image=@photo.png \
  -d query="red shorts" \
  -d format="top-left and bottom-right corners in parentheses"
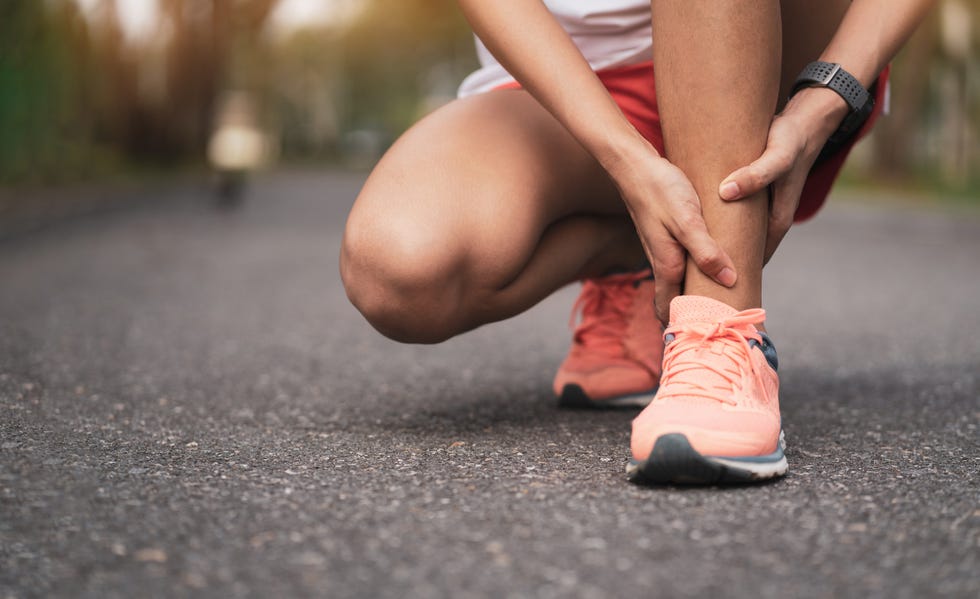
top-left (495, 61), bottom-right (889, 223)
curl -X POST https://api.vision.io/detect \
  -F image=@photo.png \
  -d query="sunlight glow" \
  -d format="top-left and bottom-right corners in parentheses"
top-left (268, 0), bottom-right (365, 34)
top-left (74, 0), bottom-right (161, 41)
top-left (71, 0), bottom-right (364, 41)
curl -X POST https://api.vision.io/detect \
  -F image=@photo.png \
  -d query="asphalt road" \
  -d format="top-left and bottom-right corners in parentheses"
top-left (1, 171), bottom-right (978, 598)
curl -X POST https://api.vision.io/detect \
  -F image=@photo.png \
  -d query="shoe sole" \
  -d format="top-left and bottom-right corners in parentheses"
top-left (557, 383), bottom-right (657, 410)
top-left (626, 432), bottom-right (788, 485)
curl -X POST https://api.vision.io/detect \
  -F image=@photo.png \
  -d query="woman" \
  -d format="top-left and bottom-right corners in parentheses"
top-left (340, 0), bottom-right (934, 484)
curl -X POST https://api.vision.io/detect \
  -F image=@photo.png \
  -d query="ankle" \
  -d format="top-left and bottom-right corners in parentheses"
top-left (672, 289), bottom-right (768, 333)
top-left (682, 280), bottom-right (762, 313)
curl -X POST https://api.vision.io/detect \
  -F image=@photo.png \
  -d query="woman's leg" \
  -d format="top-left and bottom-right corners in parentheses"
top-left (650, 0), bottom-right (854, 311)
top-left (629, 1), bottom-right (861, 484)
top-left (341, 89), bottom-right (642, 344)
top-left (651, 0), bottom-right (781, 312)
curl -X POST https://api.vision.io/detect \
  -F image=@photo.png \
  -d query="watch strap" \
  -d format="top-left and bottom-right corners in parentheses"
top-left (792, 61), bottom-right (869, 112)
top-left (791, 61), bottom-right (876, 164)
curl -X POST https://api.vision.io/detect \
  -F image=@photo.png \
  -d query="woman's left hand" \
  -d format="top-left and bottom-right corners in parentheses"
top-left (716, 88), bottom-right (848, 264)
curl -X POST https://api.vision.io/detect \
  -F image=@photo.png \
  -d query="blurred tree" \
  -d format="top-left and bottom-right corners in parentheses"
top-left (268, 28), bottom-right (346, 157)
top-left (145, 0), bottom-right (280, 159)
top-left (338, 0), bottom-right (476, 131)
top-left (0, 0), bottom-right (100, 181)
top-left (868, 0), bottom-right (979, 191)
top-left (266, 0), bottom-right (477, 160)
top-left (0, 0), bottom-right (974, 196)
top-left (0, 0), bottom-right (283, 181)
top-left (871, 10), bottom-right (939, 180)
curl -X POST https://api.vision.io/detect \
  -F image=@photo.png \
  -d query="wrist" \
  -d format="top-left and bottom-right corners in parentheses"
top-left (782, 86), bottom-right (851, 145)
top-left (593, 128), bottom-right (662, 182)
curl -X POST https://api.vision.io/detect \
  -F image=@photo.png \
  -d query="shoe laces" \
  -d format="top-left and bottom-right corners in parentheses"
top-left (568, 270), bottom-right (651, 357)
top-left (658, 308), bottom-right (767, 406)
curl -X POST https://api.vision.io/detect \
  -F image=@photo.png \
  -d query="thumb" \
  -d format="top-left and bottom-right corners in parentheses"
top-left (719, 147), bottom-right (794, 201)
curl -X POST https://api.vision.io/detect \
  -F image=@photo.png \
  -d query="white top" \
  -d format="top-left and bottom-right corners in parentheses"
top-left (458, 0), bottom-right (652, 98)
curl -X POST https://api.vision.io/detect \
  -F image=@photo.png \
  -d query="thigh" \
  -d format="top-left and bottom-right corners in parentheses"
top-left (344, 88), bottom-right (625, 290)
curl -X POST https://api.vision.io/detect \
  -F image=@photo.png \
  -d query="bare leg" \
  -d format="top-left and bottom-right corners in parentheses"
top-left (344, 1), bottom-right (855, 343)
top-left (651, 0), bottom-right (854, 314)
top-left (341, 90), bottom-right (643, 343)
top-left (652, 0), bottom-right (782, 312)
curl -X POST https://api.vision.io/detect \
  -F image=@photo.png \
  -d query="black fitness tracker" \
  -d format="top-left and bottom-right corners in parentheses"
top-left (790, 61), bottom-right (876, 163)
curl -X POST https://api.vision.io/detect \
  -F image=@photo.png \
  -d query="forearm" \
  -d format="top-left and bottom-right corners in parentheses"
top-left (455, 0), bottom-right (650, 176)
top-left (788, 0), bottom-right (936, 137)
top-left (824, 0), bottom-right (936, 84)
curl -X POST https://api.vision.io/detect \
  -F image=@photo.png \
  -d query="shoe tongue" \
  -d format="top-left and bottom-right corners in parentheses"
top-left (669, 295), bottom-right (739, 326)
top-left (664, 296), bottom-right (755, 403)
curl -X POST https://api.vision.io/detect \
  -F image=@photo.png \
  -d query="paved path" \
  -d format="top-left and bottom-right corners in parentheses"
top-left (1, 171), bottom-right (978, 598)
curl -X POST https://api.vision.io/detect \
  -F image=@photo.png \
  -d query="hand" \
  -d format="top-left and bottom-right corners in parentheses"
top-left (717, 88), bottom-right (847, 263)
top-left (607, 143), bottom-right (737, 324)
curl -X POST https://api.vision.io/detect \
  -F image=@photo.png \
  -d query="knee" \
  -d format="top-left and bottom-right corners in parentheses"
top-left (340, 211), bottom-right (467, 344)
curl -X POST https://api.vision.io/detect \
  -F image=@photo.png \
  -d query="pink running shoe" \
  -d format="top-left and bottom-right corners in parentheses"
top-left (627, 295), bottom-right (786, 484)
top-left (554, 269), bottom-right (663, 409)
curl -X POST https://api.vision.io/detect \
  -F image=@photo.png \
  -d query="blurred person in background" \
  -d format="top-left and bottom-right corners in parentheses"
top-left (208, 91), bottom-right (275, 206)
top-left (340, 1), bottom-right (935, 485)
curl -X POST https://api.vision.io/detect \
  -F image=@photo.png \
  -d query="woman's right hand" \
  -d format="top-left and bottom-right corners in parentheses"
top-left (605, 140), bottom-right (738, 324)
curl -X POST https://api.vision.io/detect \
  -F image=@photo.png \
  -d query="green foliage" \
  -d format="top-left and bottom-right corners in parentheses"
top-left (0, 0), bottom-right (477, 182)
top-left (0, 0), bottom-right (114, 182)
top-left (264, 0), bottom-right (477, 159)
top-left (0, 0), bottom-right (973, 199)
top-left (338, 0), bottom-right (476, 131)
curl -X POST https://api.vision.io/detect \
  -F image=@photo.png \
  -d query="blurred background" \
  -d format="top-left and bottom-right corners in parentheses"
top-left (0, 0), bottom-right (977, 212)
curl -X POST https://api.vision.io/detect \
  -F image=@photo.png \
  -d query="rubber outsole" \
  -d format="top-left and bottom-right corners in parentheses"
top-left (626, 432), bottom-right (788, 485)
top-left (557, 383), bottom-right (656, 410)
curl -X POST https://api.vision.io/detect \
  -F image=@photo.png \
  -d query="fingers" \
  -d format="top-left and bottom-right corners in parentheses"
top-left (668, 210), bottom-right (737, 288)
top-left (642, 196), bottom-right (737, 323)
top-left (649, 212), bottom-right (737, 325)
top-left (622, 158), bottom-right (741, 323)
top-left (719, 146), bottom-right (795, 202)
top-left (763, 198), bottom-right (792, 265)
top-left (651, 235), bottom-right (686, 325)
top-left (763, 177), bottom-right (805, 264)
